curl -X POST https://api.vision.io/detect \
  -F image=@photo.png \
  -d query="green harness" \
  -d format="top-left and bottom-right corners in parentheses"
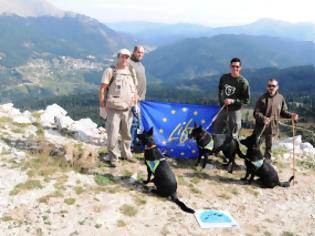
top-left (251, 159), bottom-right (264, 169)
top-left (146, 158), bottom-right (165, 174)
top-left (200, 139), bottom-right (214, 151)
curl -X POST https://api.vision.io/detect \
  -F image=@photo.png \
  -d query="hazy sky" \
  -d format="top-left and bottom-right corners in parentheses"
top-left (49, 0), bottom-right (315, 26)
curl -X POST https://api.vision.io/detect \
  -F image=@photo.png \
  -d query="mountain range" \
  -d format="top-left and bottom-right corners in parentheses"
top-left (108, 19), bottom-right (315, 46)
top-left (0, 0), bottom-right (64, 17)
top-left (0, 0), bottom-right (315, 108)
top-left (0, 14), bottom-right (133, 67)
top-left (143, 34), bottom-right (315, 81)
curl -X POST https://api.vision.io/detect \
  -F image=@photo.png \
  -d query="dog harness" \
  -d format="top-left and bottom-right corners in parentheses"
top-left (251, 159), bottom-right (264, 169)
top-left (146, 158), bottom-right (166, 174)
top-left (200, 139), bottom-right (214, 151)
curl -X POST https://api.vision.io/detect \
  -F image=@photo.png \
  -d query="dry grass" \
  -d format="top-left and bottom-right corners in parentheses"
top-left (117, 220), bottom-right (127, 227)
top-left (64, 198), bottom-right (76, 205)
top-left (10, 179), bottom-right (43, 195)
top-left (119, 204), bottom-right (138, 217)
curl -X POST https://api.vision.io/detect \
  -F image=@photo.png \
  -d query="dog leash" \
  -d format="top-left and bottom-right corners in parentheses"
top-left (205, 104), bottom-right (226, 130)
top-left (257, 123), bottom-right (268, 143)
top-left (279, 121), bottom-right (315, 136)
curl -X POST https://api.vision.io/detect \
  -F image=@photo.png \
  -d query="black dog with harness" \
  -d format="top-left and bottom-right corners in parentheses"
top-left (137, 128), bottom-right (195, 214)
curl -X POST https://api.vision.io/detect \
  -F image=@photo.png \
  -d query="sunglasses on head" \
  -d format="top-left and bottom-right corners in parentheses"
top-left (268, 84), bottom-right (277, 88)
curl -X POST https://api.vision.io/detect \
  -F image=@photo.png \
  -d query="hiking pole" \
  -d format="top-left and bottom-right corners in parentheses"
top-left (292, 118), bottom-right (296, 185)
top-left (205, 104), bottom-right (226, 130)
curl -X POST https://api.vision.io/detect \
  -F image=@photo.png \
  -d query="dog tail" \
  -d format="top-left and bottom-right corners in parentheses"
top-left (170, 194), bottom-right (195, 214)
top-left (279, 175), bottom-right (295, 187)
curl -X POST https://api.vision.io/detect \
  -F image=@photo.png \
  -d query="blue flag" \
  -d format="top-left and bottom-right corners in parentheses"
top-left (140, 100), bottom-right (219, 158)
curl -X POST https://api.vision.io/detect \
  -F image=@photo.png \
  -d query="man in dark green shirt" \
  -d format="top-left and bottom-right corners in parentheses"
top-left (130, 45), bottom-right (147, 152)
top-left (213, 58), bottom-right (250, 138)
top-left (254, 79), bottom-right (298, 160)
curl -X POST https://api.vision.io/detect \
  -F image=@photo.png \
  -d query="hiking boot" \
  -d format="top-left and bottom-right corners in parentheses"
top-left (100, 155), bottom-right (110, 163)
top-left (108, 160), bottom-right (117, 168)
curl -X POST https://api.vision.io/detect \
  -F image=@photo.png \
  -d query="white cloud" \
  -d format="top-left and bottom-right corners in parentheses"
top-left (49, 0), bottom-right (315, 26)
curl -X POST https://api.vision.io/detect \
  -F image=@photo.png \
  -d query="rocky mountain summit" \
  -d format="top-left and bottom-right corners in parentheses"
top-left (0, 103), bottom-right (314, 235)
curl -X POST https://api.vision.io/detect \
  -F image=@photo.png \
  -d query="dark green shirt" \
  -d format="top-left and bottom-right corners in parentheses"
top-left (130, 56), bottom-right (147, 100)
top-left (218, 73), bottom-right (250, 111)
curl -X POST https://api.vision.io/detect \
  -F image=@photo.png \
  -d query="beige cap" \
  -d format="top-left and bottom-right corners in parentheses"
top-left (118, 48), bottom-right (131, 57)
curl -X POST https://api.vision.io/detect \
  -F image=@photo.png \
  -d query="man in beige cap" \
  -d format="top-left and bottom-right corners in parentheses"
top-left (99, 49), bottom-right (139, 167)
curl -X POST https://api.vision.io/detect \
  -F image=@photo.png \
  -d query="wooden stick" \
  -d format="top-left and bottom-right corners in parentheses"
top-left (292, 118), bottom-right (296, 184)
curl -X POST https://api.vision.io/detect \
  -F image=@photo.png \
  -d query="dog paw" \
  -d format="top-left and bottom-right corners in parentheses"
top-left (150, 189), bottom-right (159, 195)
top-left (142, 180), bottom-right (149, 185)
top-left (227, 165), bottom-right (234, 173)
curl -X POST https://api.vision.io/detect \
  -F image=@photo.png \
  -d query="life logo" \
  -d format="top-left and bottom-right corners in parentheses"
top-left (224, 84), bottom-right (236, 96)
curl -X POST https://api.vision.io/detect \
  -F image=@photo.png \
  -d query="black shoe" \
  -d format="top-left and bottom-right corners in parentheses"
top-left (123, 157), bottom-right (136, 163)
top-left (108, 161), bottom-right (117, 168)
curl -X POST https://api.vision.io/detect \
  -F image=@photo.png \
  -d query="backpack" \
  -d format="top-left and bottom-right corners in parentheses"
top-left (106, 65), bottom-right (137, 111)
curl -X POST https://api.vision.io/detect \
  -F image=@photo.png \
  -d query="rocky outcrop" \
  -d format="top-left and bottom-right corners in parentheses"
top-left (39, 103), bottom-right (106, 145)
top-left (274, 135), bottom-right (315, 157)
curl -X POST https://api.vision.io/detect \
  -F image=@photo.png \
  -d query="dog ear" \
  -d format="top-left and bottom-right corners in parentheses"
top-left (194, 122), bottom-right (198, 128)
top-left (137, 133), bottom-right (143, 141)
top-left (148, 127), bottom-right (154, 136)
top-left (198, 125), bottom-right (202, 130)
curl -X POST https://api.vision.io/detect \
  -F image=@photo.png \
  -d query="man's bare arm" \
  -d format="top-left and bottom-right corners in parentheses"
top-left (99, 83), bottom-right (108, 107)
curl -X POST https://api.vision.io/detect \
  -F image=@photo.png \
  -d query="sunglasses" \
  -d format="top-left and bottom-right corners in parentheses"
top-left (231, 65), bottom-right (240, 68)
top-left (267, 84), bottom-right (277, 88)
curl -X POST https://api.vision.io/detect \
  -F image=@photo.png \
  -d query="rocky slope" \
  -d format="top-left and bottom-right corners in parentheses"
top-left (0, 103), bottom-right (314, 235)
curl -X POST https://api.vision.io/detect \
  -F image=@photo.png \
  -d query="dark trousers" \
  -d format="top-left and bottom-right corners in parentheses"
top-left (254, 126), bottom-right (274, 159)
top-left (130, 106), bottom-right (139, 149)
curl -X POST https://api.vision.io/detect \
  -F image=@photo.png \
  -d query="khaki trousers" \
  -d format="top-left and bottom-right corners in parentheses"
top-left (106, 108), bottom-right (132, 161)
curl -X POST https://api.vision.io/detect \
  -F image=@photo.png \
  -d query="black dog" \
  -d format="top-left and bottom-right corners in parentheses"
top-left (189, 123), bottom-right (244, 173)
top-left (137, 128), bottom-right (195, 214)
top-left (240, 134), bottom-right (294, 188)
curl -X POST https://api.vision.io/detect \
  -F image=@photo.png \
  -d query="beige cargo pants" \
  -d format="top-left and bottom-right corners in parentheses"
top-left (106, 108), bottom-right (133, 162)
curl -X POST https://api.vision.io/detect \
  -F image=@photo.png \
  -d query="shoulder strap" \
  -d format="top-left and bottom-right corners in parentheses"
top-left (107, 65), bottom-right (117, 88)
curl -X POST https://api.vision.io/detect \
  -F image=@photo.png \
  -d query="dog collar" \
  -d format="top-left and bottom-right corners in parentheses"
top-left (144, 145), bottom-right (156, 150)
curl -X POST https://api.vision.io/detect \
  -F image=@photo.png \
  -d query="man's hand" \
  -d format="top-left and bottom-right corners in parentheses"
top-left (134, 103), bottom-right (140, 114)
top-left (224, 98), bottom-right (235, 106)
top-left (291, 113), bottom-right (299, 121)
top-left (133, 94), bottom-right (140, 104)
top-left (99, 107), bottom-right (108, 120)
top-left (264, 117), bottom-right (271, 125)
